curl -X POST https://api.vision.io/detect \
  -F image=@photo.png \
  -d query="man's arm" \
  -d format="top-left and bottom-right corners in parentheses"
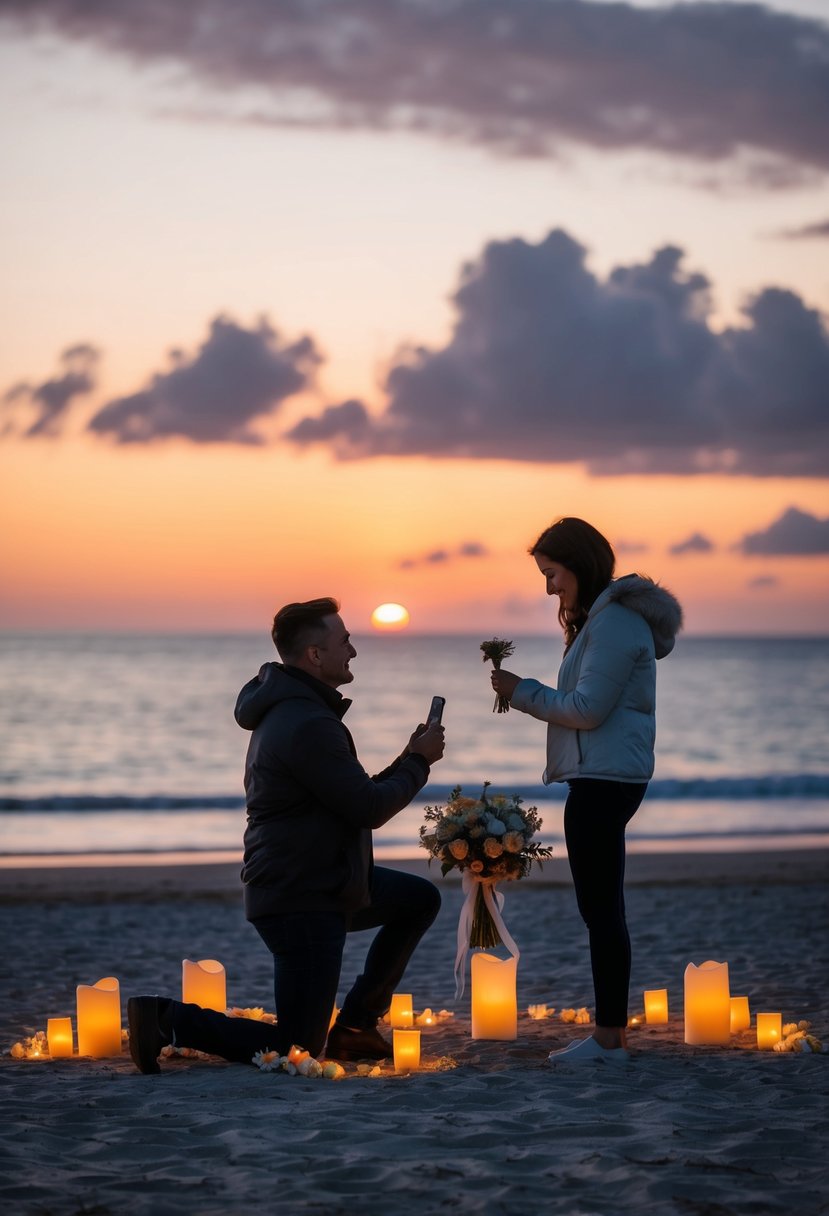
top-left (290, 715), bottom-right (431, 830)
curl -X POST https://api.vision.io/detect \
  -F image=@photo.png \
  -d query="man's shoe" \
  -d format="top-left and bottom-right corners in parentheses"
top-left (326, 1023), bottom-right (393, 1062)
top-left (127, 996), bottom-right (173, 1074)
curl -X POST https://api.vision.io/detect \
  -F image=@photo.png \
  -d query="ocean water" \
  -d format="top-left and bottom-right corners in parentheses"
top-left (0, 632), bottom-right (827, 858)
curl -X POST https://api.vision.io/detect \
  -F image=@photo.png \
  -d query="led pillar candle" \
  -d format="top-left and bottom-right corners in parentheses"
top-left (684, 960), bottom-right (730, 1045)
top-left (76, 977), bottom-right (122, 1057)
top-left (730, 996), bottom-right (751, 1033)
top-left (393, 1029), bottom-right (421, 1073)
top-left (756, 1012), bottom-right (782, 1050)
top-left (182, 959), bottom-right (226, 1012)
top-left (644, 989), bottom-right (669, 1024)
top-left (471, 953), bottom-right (518, 1040)
top-left (389, 993), bottom-right (414, 1028)
top-left (47, 1018), bottom-right (74, 1058)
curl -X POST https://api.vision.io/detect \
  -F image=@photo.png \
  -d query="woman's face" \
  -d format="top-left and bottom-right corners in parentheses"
top-left (534, 553), bottom-right (579, 615)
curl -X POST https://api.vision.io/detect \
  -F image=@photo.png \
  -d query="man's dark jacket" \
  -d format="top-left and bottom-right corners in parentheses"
top-left (235, 663), bottom-right (430, 921)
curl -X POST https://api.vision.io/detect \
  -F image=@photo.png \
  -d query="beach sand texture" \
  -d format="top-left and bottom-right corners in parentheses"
top-left (1, 853), bottom-right (828, 1215)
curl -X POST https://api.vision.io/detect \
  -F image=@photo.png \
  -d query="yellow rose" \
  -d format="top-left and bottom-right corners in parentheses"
top-left (484, 837), bottom-right (504, 858)
top-left (448, 839), bottom-right (469, 860)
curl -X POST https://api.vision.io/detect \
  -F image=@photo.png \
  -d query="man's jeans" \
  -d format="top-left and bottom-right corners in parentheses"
top-left (171, 866), bottom-right (441, 1062)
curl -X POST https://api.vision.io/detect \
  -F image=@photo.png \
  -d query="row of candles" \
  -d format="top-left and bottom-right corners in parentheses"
top-left (43, 959), bottom-right (228, 1060)
top-left (36, 955), bottom-right (790, 1068)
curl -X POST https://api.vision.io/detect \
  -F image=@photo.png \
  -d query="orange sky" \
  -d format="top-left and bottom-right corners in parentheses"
top-left (2, 437), bottom-right (826, 633)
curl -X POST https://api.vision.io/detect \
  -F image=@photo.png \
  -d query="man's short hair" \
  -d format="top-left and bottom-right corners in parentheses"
top-left (271, 597), bottom-right (340, 662)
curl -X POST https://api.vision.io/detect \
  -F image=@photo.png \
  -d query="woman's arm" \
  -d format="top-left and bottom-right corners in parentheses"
top-left (509, 608), bottom-right (641, 729)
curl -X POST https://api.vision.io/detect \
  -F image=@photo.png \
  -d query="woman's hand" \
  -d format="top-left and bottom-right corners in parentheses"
top-left (491, 668), bottom-right (521, 702)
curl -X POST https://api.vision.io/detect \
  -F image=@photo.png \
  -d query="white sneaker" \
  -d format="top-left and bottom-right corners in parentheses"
top-left (547, 1035), bottom-right (629, 1064)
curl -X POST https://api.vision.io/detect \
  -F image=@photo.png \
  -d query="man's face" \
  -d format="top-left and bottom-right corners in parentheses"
top-left (313, 614), bottom-right (357, 688)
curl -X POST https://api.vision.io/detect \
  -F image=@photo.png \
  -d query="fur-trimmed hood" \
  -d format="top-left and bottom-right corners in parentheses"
top-left (597, 574), bottom-right (683, 659)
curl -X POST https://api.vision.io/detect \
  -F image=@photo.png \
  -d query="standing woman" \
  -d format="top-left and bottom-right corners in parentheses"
top-left (490, 517), bottom-right (682, 1063)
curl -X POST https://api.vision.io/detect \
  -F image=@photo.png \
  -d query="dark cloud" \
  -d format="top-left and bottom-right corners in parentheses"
top-left (614, 539), bottom-right (650, 555)
top-left (669, 532), bottom-right (715, 556)
top-left (775, 218), bottom-right (829, 240)
top-left (3, 1), bottom-right (828, 172)
top-left (747, 575), bottom-right (779, 589)
top-left (399, 541), bottom-right (489, 570)
top-left (737, 507), bottom-right (829, 556)
top-left (2, 343), bottom-right (99, 437)
top-left (286, 228), bottom-right (829, 477)
top-left (88, 316), bottom-right (320, 444)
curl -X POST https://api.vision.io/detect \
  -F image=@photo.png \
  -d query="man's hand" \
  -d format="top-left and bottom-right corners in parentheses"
top-left (491, 668), bottom-right (521, 701)
top-left (407, 721), bottom-right (445, 765)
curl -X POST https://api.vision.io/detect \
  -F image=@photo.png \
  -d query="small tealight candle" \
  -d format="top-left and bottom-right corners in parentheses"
top-left (730, 996), bottom-right (751, 1033)
top-left (393, 1029), bottom-right (421, 1073)
top-left (415, 1008), bottom-right (435, 1026)
top-left (644, 989), bottom-right (669, 1024)
top-left (756, 1012), bottom-right (782, 1050)
top-left (287, 1045), bottom-right (310, 1068)
top-left (389, 993), bottom-right (414, 1028)
top-left (47, 1018), bottom-right (74, 1058)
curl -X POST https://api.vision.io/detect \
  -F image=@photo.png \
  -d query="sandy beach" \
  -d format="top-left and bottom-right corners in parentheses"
top-left (1, 850), bottom-right (828, 1215)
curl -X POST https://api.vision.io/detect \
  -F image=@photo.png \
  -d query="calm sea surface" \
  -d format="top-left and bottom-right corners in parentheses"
top-left (0, 633), bottom-right (827, 857)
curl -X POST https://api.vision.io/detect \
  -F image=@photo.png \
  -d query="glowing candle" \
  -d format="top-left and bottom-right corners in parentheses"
top-left (644, 989), bottom-right (669, 1024)
top-left (393, 1029), bottom-right (421, 1073)
top-left (471, 953), bottom-right (517, 1040)
top-left (76, 977), bottom-right (122, 1058)
top-left (287, 1045), bottom-right (310, 1068)
top-left (415, 1008), bottom-right (435, 1026)
top-left (182, 959), bottom-right (226, 1012)
top-left (730, 996), bottom-right (751, 1033)
top-left (527, 1004), bottom-right (548, 1020)
top-left (756, 1012), bottom-right (782, 1050)
top-left (684, 960), bottom-right (730, 1045)
top-left (389, 993), bottom-right (414, 1028)
top-left (47, 1018), bottom-right (74, 1058)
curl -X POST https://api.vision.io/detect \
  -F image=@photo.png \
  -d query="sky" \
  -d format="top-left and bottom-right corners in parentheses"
top-left (1, 0), bottom-right (827, 636)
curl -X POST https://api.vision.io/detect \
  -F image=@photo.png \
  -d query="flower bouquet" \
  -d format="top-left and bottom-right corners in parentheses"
top-left (421, 783), bottom-right (553, 994)
top-left (480, 638), bottom-right (514, 712)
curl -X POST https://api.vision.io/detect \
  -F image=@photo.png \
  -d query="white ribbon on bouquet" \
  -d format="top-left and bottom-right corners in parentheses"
top-left (454, 871), bottom-right (521, 999)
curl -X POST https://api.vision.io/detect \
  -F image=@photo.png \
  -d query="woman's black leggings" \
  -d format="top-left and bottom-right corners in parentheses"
top-left (564, 778), bottom-right (647, 1029)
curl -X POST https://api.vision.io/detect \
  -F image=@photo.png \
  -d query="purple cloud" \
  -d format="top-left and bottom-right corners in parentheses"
top-left (775, 218), bottom-right (829, 240)
top-left (2, 344), bottom-right (99, 438)
top-left (87, 316), bottom-right (320, 444)
top-left (2, 1), bottom-right (828, 172)
top-left (286, 228), bottom-right (829, 477)
top-left (669, 532), bottom-right (715, 556)
top-left (737, 508), bottom-right (829, 556)
top-left (398, 541), bottom-right (490, 569)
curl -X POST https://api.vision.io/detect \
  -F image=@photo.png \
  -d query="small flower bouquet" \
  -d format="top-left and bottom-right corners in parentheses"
top-left (420, 783), bottom-right (553, 950)
top-left (480, 638), bottom-right (515, 712)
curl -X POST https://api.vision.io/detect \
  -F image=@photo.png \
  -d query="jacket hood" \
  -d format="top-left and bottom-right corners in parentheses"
top-left (595, 574), bottom-right (683, 659)
top-left (235, 662), bottom-right (351, 730)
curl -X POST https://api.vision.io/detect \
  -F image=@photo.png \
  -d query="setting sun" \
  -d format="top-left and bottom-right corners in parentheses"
top-left (370, 603), bottom-right (411, 631)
